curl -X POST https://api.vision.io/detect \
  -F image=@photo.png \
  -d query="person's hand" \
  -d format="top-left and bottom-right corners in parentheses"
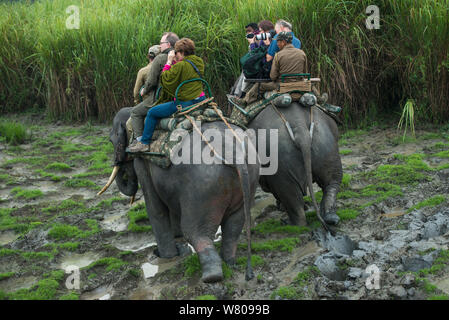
top-left (167, 50), bottom-right (176, 64)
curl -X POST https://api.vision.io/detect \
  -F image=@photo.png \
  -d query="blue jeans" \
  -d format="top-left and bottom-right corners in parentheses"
top-left (141, 96), bottom-right (206, 144)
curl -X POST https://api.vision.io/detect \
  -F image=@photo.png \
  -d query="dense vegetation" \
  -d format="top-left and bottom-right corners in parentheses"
top-left (0, 0), bottom-right (448, 124)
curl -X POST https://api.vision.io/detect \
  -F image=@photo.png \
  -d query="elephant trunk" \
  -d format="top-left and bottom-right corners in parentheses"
top-left (116, 161), bottom-right (138, 197)
top-left (108, 109), bottom-right (138, 198)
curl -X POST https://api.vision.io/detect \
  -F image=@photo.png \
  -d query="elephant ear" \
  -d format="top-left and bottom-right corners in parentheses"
top-left (112, 121), bottom-right (129, 166)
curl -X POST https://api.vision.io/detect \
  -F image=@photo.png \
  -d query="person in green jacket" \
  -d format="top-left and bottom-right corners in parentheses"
top-left (129, 38), bottom-right (206, 153)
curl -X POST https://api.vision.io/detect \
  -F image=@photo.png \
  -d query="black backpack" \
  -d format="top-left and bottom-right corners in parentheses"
top-left (240, 46), bottom-right (268, 79)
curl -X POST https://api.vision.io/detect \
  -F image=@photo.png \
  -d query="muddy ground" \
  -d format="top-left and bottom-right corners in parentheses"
top-left (1, 112), bottom-right (449, 300)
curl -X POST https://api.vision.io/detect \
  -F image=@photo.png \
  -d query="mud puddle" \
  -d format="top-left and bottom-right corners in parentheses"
top-left (100, 212), bottom-right (129, 232)
top-left (58, 252), bottom-right (102, 270)
top-left (80, 285), bottom-right (114, 300)
top-left (0, 231), bottom-right (20, 246)
top-left (142, 256), bottom-right (181, 279)
top-left (112, 233), bottom-right (156, 252)
top-left (0, 276), bottom-right (38, 292)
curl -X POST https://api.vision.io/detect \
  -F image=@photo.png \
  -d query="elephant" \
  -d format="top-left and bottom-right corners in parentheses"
top-left (99, 107), bottom-right (260, 283)
top-left (248, 102), bottom-right (342, 230)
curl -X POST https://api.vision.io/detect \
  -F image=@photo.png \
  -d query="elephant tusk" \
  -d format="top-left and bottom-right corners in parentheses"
top-left (97, 166), bottom-right (120, 196)
top-left (129, 194), bottom-right (136, 206)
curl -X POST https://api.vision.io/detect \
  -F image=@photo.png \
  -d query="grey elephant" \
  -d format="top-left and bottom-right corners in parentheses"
top-left (99, 107), bottom-right (260, 283)
top-left (249, 102), bottom-right (342, 228)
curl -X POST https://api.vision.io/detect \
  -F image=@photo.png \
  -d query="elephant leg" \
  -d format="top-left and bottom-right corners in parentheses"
top-left (263, 171), bottom-right (307, 226)
top-left (273, 185), bottom-right (307, 227)
top-left (169, 210), bottom-right (183, 238)
top-left (320, 183), bottom-right (340, 225)
top-left (181, 206), bottom-right (223, 283)
top-left (220, 208), bottom-right (245, 266)
top-left (283, 193), bottom-right (307, 227)
top-left (134, 159), bottom-right (178, 258)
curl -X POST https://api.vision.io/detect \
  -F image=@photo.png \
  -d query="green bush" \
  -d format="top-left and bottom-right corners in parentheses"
top-left (0, 120), bottom-right (29, 145)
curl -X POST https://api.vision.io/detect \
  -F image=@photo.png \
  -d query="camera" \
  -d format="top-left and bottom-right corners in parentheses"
top-left (255, 32), bottom-right (271, 41)
top-left (246, 33), bottom-right (255, 39)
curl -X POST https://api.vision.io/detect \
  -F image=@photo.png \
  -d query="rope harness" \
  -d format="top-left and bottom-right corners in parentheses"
top-left (183, 101), bottom-right (246, 166)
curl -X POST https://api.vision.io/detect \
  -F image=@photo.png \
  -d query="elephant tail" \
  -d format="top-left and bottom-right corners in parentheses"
top-left (236, 160), bottom-right (254, 281)
top-left (293, 110), bottom-right (334, 236)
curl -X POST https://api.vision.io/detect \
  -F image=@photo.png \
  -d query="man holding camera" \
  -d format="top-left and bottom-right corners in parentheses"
top-left (247, 20), bottom-right (275, 51)
top-left (234, 21), bottom-right (276, 97)
top-left (245, 22), bottom-right (260, 49)
top-left (266, 19), bottom-right (301, 62)
top-left (231, 31), bottom-right (306, 106)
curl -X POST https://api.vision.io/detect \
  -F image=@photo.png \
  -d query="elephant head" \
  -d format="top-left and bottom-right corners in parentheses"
top-left (98, 107), bottom-right (138, 197)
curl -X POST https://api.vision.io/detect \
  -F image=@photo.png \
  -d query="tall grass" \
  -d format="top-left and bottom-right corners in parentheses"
top-left (398, 99), bottom-right (416, 141)
top-left (0, 0), bottom-right (448, 124)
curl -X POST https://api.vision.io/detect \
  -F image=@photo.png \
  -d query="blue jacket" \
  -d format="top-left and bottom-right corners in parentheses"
top-left (267, 32), bottom-right (301, 57)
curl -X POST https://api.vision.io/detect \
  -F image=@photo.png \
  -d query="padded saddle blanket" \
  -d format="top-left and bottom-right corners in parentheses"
top-left (229, 90), bottom-right (341, 127)
top-left (229, 90), bottom-right (285, 126)
top-left (126, 102), bottom-right (246, 168)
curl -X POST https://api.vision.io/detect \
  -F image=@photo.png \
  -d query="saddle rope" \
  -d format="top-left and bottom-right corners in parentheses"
top-left (184, 101), bottom-right (247, 166)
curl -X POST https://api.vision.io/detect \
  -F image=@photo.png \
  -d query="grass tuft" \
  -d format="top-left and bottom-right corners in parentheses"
top-left (0, 120), bottom-right (29, 145)
top-left (10, 187), bottom-right (43, 200)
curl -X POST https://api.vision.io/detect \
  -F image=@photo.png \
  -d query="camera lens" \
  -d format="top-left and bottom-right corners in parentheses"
top-left (256, 33), bottom-right (268, 41)
top-left (246, 33), bottom-right (255, 39)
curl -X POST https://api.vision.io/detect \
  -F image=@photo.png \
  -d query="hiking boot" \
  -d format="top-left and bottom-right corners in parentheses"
top-left (227, 94), bottom-right (247, 107)
top-left (128, 141), bottom-right (150, 153)
top-left (128, 139), bottom-right (139, 148)
top-left (317, 92), bottom-right (328, 105)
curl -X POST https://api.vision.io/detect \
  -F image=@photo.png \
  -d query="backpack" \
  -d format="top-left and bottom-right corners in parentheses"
top-left (240, 46), bottom-right (268, 79)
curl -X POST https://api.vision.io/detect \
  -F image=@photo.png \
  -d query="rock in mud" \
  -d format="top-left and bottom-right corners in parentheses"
top-left (314, 230), bottom-right (357, 256)
top-left (408, 240), bottom-right (438, 252)
top-left (400, 274), bottom-right (416, 288)
top-left (401, 257), bottom-right (432, 272)
top-left (389, 286), bottom-right (407, 299)
top-left (315, 279), bottom-right (334, 298)
top-left (421, 213), bottom-right (449, 239)
top-left (347, 267), bottom-right (364, 279)
top-left (357, 241), bottom-right (379, 253)
top-left (352, 250), bottom-right (367, 259)
top-left (423, 222), bottom-right (445, 239)
top-left (314, 253), bottom-right (348, 281)
top-left (10, 228), bottom-right (49, 251)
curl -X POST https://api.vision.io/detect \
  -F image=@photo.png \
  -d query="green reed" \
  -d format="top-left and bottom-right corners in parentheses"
top-left (0, 0), bottom-right (448, 124)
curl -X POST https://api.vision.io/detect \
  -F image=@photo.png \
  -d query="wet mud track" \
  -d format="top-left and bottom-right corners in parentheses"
top-left (1, 114), bottom-right (449, 300)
